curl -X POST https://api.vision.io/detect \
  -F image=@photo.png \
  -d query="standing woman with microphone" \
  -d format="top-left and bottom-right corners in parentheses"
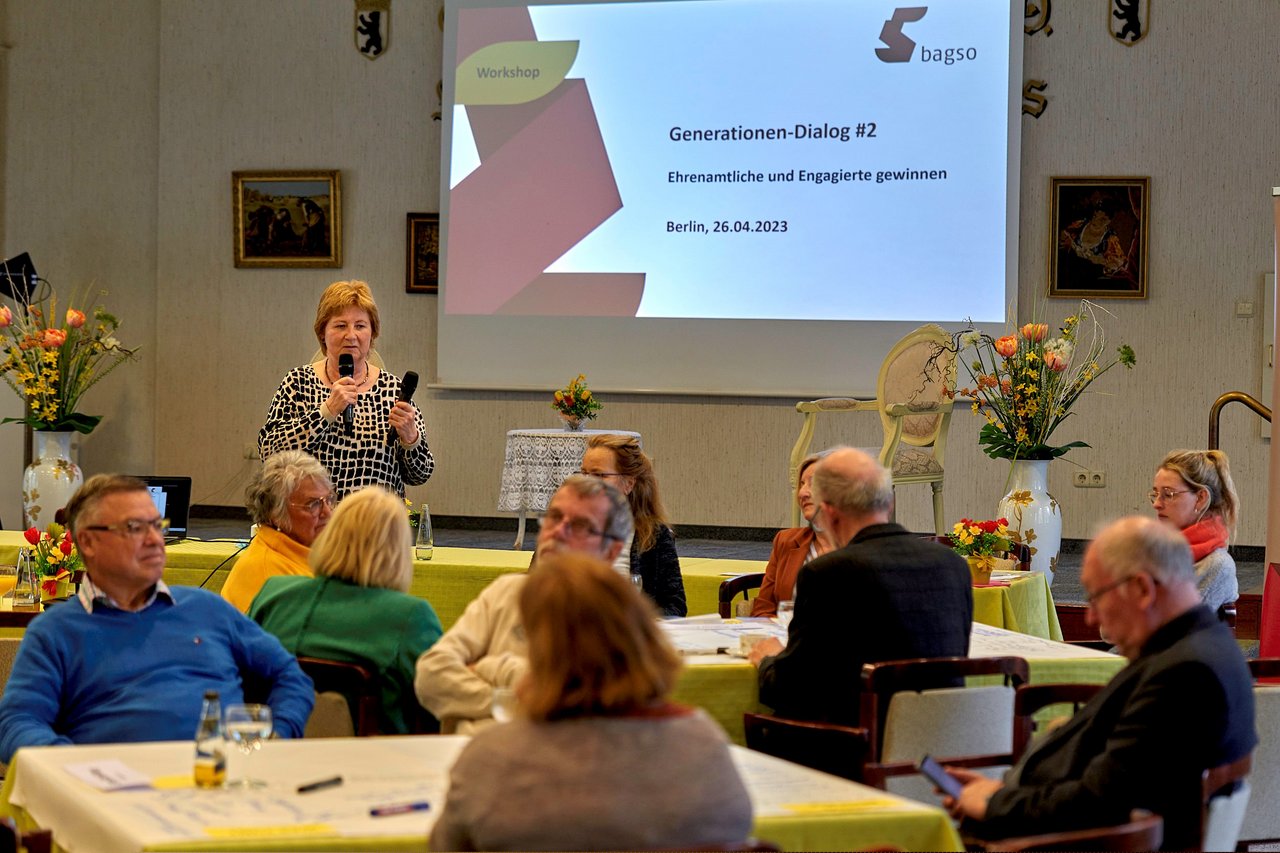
top-left (258, 280), bottom-right (433, 498)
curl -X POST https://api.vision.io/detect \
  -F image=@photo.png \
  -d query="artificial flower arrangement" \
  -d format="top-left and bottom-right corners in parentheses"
top-left (0, 286), bottom-right (137, 433)
top-left (550, 373), bottom-right (603, 424)
top-left (945, 300), bottom-right (1136, 461)
top-left (23, 522), bottom-right (82, 596)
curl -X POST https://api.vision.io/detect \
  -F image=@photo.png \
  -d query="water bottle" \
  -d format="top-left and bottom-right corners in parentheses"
top-left (13, 549), bottom-right (38, 610)
top-left (415, 503), bottom-right (433, 561)
top-left (194, 689), bottom-right (226, 788)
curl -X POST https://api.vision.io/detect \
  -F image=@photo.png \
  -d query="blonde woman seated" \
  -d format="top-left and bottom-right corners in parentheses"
top-left (221, 450), bottom-right (334, 613)
top-left (250, 486), bottom-right (442, 734)
top-left (430, 552), bottom-right (752, 852)
top-left (752, 450), bottom-right (838, 616)
top-left (1150, 449), bottom-right (1239, 613)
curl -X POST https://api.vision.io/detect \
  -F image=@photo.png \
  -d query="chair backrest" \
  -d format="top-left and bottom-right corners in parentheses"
top-left (0, 817), bottom-right (52, 853)
top-left (742, 712), bottom-right (868, 782)
top-left (859, 656), bottom-right (1029, 800)
top-left (1012, 682), bottom-right (1104, 759)
top-left (983, 809), bottom-right (1163, 852)
top-left (1248, 657), bottom-right (1280, 679)
top-left (875, 324), bottom-right (955, 449)
top-left (718, 573), bottom-right (765, 618)
top-left (296, 656), bottom-right (380, 737)
top-left (1237, 684), bottom-right (1280, 843)
top-left (1201, 752), bottom-right (1252, 851)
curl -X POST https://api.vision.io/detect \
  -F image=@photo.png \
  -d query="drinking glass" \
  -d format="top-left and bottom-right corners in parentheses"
top-left (223, 703), bottom-right (272, 788)
top-left (0, 565), bottom-right (17, 599)
top-left (776, 599), bottom-right (795, 629)
top-left (491, 686), bottom-right (517, 723)
top-left (630, 573), bottom-right (644, 592)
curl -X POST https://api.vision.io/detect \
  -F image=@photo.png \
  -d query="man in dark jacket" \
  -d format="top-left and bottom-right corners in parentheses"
top-left (946, 515), bottom-right (1256, 851)
top-left (747, 446), bottom-right (973, 724)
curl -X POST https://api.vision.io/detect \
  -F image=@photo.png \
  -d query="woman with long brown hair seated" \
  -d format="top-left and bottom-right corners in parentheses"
top-left (580, 433), bottom-right (686, 616)
top-left (430, 552), bottom-right (752, 852)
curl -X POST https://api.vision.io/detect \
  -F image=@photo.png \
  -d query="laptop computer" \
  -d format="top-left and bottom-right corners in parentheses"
top-left (131, 475), bottom-right (192, 543)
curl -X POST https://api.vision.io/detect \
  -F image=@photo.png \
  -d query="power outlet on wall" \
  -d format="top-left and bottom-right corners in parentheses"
top-left (1072, 469), bottom-right (1106, 488)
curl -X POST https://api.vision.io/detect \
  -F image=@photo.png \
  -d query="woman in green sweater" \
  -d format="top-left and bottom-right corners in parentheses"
top-left (250, 486), bottom-right (442, 734)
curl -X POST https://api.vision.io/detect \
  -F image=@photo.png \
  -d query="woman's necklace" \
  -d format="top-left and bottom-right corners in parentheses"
top-left (324, 359), bottom-right (369, 388)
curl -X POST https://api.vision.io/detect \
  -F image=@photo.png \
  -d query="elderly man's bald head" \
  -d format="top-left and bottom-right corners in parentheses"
top-left (811, 447), bottom-right (894, 518)
top-left (1090, 516), bottom-right (1195, 586)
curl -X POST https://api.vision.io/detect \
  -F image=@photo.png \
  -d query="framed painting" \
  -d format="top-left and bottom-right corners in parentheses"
top-left (233, 170), bottom-right (342, 268)
top-left (1048, 177), bottom-right (1148, 299)
top-left (406, 212), bottom-right (440, 294)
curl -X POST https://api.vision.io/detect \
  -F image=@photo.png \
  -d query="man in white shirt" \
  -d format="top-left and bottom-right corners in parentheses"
top-left (414, 475), bottom-right (631, 732)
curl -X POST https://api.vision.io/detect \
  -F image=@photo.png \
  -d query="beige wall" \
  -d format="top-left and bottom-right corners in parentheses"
top-left (2, 1), bottom-right (1278, 544)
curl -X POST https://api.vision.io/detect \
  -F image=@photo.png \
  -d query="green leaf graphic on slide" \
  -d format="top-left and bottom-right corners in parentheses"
top-left (456, 41), bottom-right (579, 105)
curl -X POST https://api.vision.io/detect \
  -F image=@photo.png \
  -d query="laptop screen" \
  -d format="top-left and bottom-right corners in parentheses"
top-left (131, 476), bottom-right (192, 540)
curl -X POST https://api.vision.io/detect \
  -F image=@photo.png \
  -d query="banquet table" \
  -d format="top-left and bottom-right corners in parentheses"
top-left (1, 736), bottom-right (963, 853)
top-left (667, 619), bottom-right (1126, 745)
top-left (0, 533), bottom-right (1063, 637)
top-left (496, 427), bottom-right (642, 549)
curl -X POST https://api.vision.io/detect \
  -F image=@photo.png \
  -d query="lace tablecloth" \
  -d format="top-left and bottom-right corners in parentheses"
top-left (498, 429), bottom-right (641, 548)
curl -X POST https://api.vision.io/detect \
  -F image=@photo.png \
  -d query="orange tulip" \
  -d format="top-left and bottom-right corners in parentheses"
top-left (994, 336), bottom-right (1018, 358)
top-left (66, 308), bottom-right (86, 328)
top-left (1020, 323), bottom-right (1048, 342)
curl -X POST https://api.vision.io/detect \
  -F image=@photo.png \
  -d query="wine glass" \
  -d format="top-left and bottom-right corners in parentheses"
top-left (776, 599), bottom-right (795, 629)
top-left (491, 686), bottom-right (517, 723)
top-left (223, 703), bottom-right (273, 788)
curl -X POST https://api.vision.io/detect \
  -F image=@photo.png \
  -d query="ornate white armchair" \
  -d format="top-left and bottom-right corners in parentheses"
top-left (788, 324), bottom-right (956, 534)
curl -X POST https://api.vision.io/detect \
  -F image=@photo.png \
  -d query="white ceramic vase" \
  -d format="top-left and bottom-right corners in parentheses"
top-left (996, 459), bottom-right (1061, 586)
top-left (22, 430), bottom-right (83, 530)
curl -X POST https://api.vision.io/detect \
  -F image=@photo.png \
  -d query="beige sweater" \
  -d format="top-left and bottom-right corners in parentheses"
top-left (414, 573), bottom-right (527, 734)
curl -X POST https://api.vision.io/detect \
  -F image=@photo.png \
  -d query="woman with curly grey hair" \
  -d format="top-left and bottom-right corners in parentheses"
top-left (221, 449), bottom-right (334, 613)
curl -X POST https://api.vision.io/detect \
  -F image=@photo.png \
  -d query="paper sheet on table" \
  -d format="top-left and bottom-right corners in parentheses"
top-left (64, 760), bottom-right (152, 791)
top-left (731, 748), bottom-right (930, 818)
top-left (659, 617), bottom-right (787, 655)
top-left (970, 622), bottom-right (1120, 659)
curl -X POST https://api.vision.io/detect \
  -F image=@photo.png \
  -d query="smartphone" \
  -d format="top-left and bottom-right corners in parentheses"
top-left (917, 754), bottom-right (964, 799)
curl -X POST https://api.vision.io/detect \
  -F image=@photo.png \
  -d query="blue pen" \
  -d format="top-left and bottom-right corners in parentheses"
top-left (369, 800), bottom-right (431, 817)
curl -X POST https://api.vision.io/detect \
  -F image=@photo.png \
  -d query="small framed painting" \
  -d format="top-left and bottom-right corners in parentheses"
top-left (233, 170), bottom-right (342, 268)
top-left (1048, 176), bottom-right (1148, 299)
top-left (406, 212), bottom-right (440, 294)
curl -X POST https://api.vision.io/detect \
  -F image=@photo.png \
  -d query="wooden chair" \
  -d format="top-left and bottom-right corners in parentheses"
top-left (859, 656), bottom-right (1029, 801)
top-left (1011, 682), bottom-right (1103, 758)
top-left (789, 324), bottom-right (956, 534)
top-left (980, 809), bottom-right (1162, 852)
top-left (0, 817), bottom-right (52, 853)
top-left (742, 712), bottom-right (869, 782)
top-left (296, 656), bottom-right (381, 737)
top-left (1200, 752), bottom-right (1252, 851)
top-left (718, 573), bottom-right (765, 618)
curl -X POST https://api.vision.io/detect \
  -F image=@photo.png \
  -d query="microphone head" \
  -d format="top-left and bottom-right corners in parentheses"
top-left (400, 371), bottom-right (419, 401)
top-left (338, 353), bottom-right (354, 378)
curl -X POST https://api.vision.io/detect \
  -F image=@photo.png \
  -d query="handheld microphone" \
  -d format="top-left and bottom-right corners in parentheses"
top-left (388, 371), bottom-right (419, 445)
top-left (338, 353), bottom-right (355, 434)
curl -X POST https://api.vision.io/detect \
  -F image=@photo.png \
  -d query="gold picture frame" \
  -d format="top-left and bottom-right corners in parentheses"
top-left (406, 212), bottom-right (440, 294)
top-left (1048, 176), bottom-right (1148, 299)
top-left (233, 170), bottom-right (342, 268)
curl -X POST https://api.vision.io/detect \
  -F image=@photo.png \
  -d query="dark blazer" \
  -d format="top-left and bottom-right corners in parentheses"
top-left (631, 524), bottom-right (687, 617)
top-left (752, 527), bottom-right (815, 617)
top-left (757, 522), bottom-right (973, 724)
top-left (973, 605), bottom-right (1257, 852)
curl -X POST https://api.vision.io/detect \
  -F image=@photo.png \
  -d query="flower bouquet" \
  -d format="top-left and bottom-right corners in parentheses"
top-left (949, 517), bottom-right (1017, 584)
top-left (0, 286), bottom-right (137, 434)
top-left (23, 522), bottom-right (83, 598)
top-left (945, 300), bottom-right (1136, 461)
top-left (550, 374), bottom-right (603, 431)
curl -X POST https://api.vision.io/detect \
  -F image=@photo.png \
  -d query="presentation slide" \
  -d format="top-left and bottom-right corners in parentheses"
top-left (438, 0), bottom-right (1020, 395)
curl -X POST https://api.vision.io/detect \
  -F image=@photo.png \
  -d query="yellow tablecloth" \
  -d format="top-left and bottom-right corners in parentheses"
top-left (2, 736), bottom-right (963, 852)
top-left (0, 533), bottom-right (1061, 640)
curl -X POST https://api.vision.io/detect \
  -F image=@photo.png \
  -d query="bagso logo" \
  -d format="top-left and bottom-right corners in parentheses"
top-left (875, 6), bottom-right (927, 63)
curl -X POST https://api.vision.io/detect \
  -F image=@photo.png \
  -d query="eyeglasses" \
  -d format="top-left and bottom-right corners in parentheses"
top-left (84, 518), bottom-right (170, 539)
top-left (578, 469), bottom-right (625, 480)
top-left (1083, 574), bottom-right (1143, 608)
top-left (1147, 488), bottom-right (1193, 505)
top-left (291, 494), bottom-right (337, 515)
top-left (542, 507), bottom-right (608, 540)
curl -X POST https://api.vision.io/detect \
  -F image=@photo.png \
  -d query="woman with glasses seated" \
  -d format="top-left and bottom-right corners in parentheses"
top-left (250, 486), bottom-right (442, 735)
top-left (222, 450), bottom-right (335, 614)
top-left (752, 450), bottom-right (837, 617)
top-left (580, 434), bottom-right (686, 617)
top-left (1150, 449), bottom-right (1239, 613)
top-left (429, 552), bottom-right (751, 852)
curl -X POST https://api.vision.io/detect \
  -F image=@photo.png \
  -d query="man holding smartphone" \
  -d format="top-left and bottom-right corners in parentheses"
top-left (944, 516), bottom-right (1256, 851)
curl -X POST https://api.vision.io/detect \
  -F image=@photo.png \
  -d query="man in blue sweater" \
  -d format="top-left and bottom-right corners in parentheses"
top-left (0, 475), bottom-right (314, 763)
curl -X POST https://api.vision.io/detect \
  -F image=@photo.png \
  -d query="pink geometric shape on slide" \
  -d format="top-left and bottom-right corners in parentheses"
top-left (446, 6), bottom-right (643, 316)
top-left (446, 78), bottom-right (632, 314)
top-left (495, 273), bottom-right (645, 315)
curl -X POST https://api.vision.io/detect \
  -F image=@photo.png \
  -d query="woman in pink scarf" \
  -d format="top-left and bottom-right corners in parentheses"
top-left (1150, 449), bottom-right (1239, 613)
